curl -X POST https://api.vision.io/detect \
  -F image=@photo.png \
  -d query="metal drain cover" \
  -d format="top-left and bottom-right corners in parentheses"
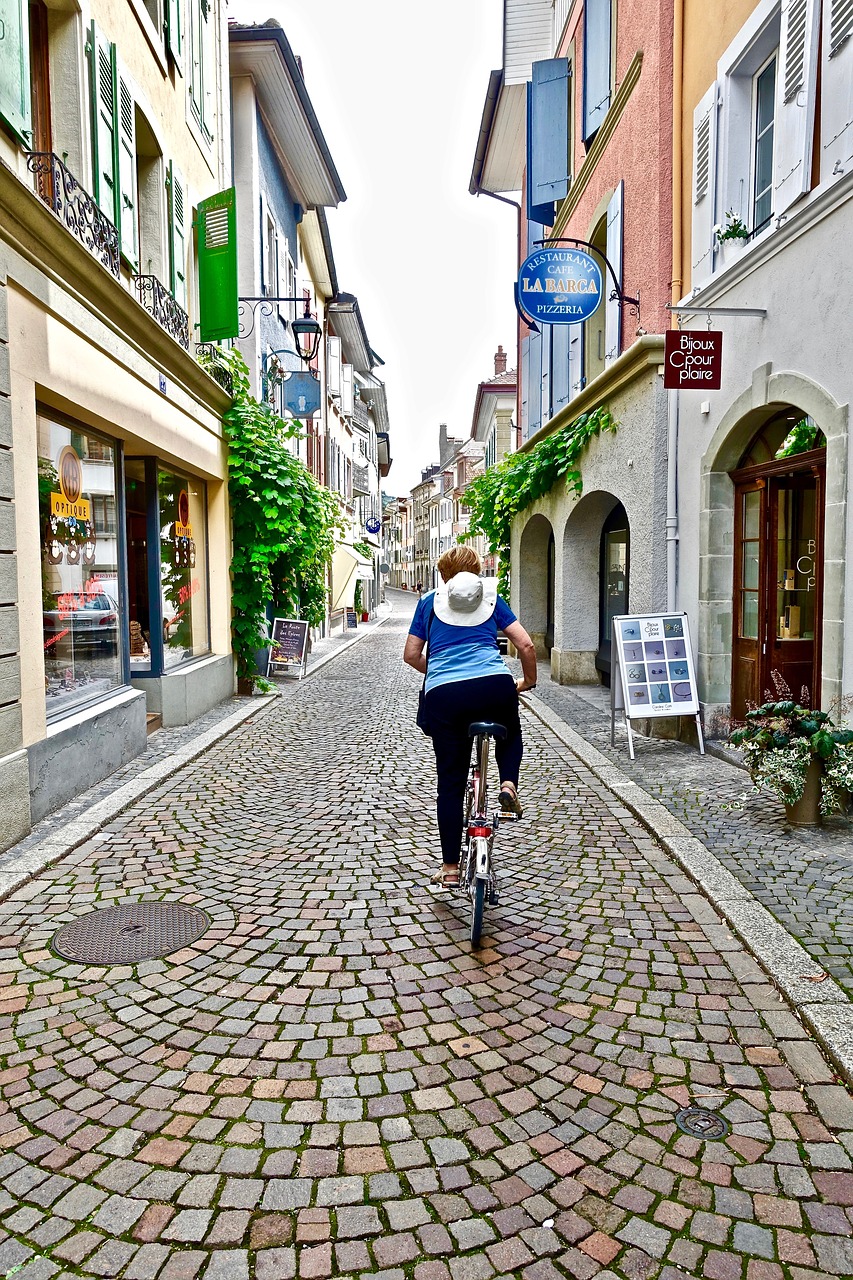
top-left (52, 902), bottom-right (209, 965)
top-left (675, 1106), bottom-right (731, 1141)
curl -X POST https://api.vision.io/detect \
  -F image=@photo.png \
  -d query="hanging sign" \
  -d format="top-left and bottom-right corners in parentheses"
top-left (664, 330), bottom-right (723, 389)
top-left (611, 613), bottom-right (705, 759)
top-left (282, 370), bottom-right (321, 417)
top-left (517, 247), bottom-right (603, 324)
top-left (365, 517), bottom-right (381, 534)
top-left (268, 617), bottom-right (309, 679)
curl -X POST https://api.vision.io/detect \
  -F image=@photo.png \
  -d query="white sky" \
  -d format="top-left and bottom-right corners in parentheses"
top-left (228, 0), bottom-right (518, 493)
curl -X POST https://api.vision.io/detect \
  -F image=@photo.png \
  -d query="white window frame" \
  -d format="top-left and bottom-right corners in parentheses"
top-left (750, 49), bottom-right (778, 234)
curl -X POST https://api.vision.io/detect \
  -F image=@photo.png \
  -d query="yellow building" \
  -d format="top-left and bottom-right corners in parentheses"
top-left (0, 0), bottom-right (235, 846)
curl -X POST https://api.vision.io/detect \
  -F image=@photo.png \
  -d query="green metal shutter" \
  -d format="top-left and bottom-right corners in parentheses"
top-left (167, 160), bottom-right (187, 307)
top-left (196, 186), bottom-right (238, 341)
top-left (88, 23), bottom-right (117, 218)
top-left (165, 0), bottom-right (182, 71)
top-left (0, 0), bottom-right (31, 143)
top-left (116, 64), bottom-right (138, 265)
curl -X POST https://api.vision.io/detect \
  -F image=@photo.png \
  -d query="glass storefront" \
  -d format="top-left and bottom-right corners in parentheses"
top-left (158, 468), bottom-right (210, 668)
top-left (39, 414), bottom-right (123, 716)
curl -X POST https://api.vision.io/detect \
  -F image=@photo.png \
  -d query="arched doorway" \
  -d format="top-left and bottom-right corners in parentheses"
top-left (518, 513), bottom-right (555, 659)
top-left (597, 502), bottom-right (630, 685)
top-left (731, 409), bottom-right (826, 718)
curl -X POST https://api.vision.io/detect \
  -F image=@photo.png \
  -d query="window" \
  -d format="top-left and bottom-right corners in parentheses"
top-left (264, 213), bottom-right (278, 299)
top-left (158, 468), bottom-right (210, 669)
top-left (752, 53), bottom-right (777, 231)
top-left (39, 413), bottom-right (124, 718)
top-left (189, 0), bottom-right (214, 140)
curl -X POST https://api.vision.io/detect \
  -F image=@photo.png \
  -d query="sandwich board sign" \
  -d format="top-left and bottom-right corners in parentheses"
top-left (267, 618), bottom-right (309, 679)
top-left (610, 613), bottom-right (705, 759)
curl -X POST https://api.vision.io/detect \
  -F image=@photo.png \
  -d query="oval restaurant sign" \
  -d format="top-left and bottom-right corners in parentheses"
top-left (518, 247), bottom-right (603, 324)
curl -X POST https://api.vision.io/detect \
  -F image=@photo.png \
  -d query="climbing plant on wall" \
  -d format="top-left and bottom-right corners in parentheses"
top-left (199, 347), bottom-right (344, 687)
top-left (464, 405), bottom-right (617, 596)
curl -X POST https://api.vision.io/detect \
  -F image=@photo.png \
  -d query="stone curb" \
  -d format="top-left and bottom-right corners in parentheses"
top-left (524, 692), bottom-right (853, 1085)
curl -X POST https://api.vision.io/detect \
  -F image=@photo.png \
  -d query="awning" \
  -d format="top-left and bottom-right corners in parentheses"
top-left (331, 545), bottom-right (373, 611)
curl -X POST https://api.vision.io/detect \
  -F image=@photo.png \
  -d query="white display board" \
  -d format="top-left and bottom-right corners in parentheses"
top-left (611, 613), bottom-right (704, 759)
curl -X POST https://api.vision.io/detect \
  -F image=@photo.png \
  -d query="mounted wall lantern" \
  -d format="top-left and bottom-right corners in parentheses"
top-left (291, 302), bottom-right (322, 362)
top-left (237, 296), bottom-right (322, 360)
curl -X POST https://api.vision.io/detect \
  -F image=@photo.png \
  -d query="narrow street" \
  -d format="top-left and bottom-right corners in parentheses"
top-left (0, 606), bottom-right (852, 1280)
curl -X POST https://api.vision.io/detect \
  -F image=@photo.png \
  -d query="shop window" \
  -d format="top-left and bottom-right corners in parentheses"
top-left (38, 413), bottom-right (124, 717)
top-left (158, 469), bottom-right (210, 668)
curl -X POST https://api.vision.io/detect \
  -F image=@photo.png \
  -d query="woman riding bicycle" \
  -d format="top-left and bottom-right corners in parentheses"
top-left (403, 546), bottom-right (537, 888)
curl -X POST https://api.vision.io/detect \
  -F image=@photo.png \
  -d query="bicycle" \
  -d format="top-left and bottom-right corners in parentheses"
top-left (459, 721), bottom-right (520, 945)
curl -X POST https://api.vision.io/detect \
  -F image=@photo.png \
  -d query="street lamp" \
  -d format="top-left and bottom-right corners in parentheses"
top-left (291, 302), bottom-right (322, 363)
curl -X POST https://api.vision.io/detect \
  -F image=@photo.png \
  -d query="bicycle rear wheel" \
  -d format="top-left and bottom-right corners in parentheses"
top-left (470, 877), bottom-right (485, 946)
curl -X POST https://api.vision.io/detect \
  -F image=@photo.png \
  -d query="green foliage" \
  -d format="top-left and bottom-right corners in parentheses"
top-left (775, 417), bottom-right (822, 459)
top-left (206, 348), bottom-right (344, 686)
top-left (715, 210), bottom-right (749, 243)
top-left (463, 406), bottom-right (617, 596)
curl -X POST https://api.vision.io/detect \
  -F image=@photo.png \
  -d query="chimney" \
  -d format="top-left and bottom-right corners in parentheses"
top-left (494, 345), bottom-right (507, 376)
top-left (439, 422), bottom-right (448, 464)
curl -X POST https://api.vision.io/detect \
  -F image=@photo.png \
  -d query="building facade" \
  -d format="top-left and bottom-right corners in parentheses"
top-left (0, 0), bottom-right (234, 846)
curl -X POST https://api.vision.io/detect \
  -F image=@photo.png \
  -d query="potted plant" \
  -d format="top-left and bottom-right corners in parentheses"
top-left (729, 677), bottom-right (853, 825)
top-left (714, 210), bottom-right (749, 246)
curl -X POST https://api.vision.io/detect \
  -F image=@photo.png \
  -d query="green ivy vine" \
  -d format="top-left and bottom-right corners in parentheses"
top-left (464, 405), bottom-right (617, 596)
top-left (199, 347), bottom-right (344, 687)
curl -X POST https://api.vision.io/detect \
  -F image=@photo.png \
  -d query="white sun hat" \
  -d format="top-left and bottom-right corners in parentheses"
top-left (433, 572), bottom-right (498, 627)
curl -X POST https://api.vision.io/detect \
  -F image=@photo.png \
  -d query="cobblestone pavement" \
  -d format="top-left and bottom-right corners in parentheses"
top-left (526, 675), bottom-right (853, 1001)
top-left (1, 606), bottom-right (853, 1280)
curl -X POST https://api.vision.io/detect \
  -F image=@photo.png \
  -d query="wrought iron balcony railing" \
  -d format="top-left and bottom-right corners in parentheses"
top-left (134, 274), bottom-right (190, 350)
top-left (26, 152), bottom-right (120, 278)
top-left (352, 462), bottom-right (370, 496)
top-left (195, 344), bottom-right (234, 396)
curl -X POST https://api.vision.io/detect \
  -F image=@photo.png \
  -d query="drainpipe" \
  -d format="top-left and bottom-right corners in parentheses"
top-left (667, 0), bottom-right (685, 613)
top-left (474, 187), bottom-right (524, 451)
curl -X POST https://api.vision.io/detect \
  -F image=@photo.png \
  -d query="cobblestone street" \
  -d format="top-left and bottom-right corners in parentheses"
top-left (1, 605), bottom-right (853, 1280)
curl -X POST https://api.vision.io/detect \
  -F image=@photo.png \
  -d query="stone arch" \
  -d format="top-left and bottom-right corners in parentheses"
top-left (551, 490), bottom-right (625, 684)
top-left (517, 513), bottom-right (555, 659)
top-left (699, 366), bottom-right (848, 715)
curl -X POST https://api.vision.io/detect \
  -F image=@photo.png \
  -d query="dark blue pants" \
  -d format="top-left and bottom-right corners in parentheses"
top-left (425, 674), bottom-right (523, 863)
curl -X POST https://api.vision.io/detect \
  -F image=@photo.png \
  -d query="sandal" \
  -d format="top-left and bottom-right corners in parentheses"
top-left (499, 785), bottom-right (523, 817)
top-left (431, 868), bottom-right (460, 889)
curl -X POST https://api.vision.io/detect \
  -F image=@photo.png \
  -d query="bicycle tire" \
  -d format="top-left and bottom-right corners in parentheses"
top-left (470, 877), bottom-right (485, 945)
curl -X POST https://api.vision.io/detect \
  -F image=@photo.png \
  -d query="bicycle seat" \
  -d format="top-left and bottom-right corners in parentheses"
top-left (468, 721), bottom-right (507, 740)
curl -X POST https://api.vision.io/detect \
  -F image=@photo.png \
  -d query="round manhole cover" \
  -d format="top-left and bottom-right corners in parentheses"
top-left (52, 902), bottom-right (210, 965)
top-left (675, 1106), bottom-right (731, 1141)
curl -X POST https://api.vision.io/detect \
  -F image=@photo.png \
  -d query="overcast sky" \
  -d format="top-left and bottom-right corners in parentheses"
top-left (229, 0), bottom-right (518, 493)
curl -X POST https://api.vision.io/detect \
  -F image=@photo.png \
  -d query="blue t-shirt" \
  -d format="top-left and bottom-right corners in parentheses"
top-left (410, 589), bottom-right (517, 693)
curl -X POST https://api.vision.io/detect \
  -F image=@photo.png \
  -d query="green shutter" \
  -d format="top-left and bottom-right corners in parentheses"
top-left (0, 0), bottom-right (31, 143)
top-left (116, 64), bottom-right (138, 265)
top-left (88, 23), bottom-right (117, 218)
top-left (167, 160), bottom-right (187, 308)
top-left (165, 0), bottom-right (182, 71)
top-left (197, 186), bottom-right (238, 341)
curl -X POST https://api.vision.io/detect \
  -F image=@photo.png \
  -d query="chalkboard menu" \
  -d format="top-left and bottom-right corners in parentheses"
top-left (268, 618), bottom-right (309, 678)
top-left (346, 610), bottom-right (358, 629)
top-left (611, 613), bottom-right (704, 758)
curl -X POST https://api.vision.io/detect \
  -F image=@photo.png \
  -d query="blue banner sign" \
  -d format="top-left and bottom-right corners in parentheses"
top-left (518, 247), bottom-right (603, 324)
top-left (282, 370), bottom-right (321, 417)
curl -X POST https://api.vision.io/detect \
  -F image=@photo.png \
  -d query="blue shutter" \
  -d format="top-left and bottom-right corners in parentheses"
top-left (604, 180), bottom-right (623, 365)
top-left (569, 325), bottom-right (583, 397)
top-left (530, 58), bottom-right (571, 210)
top-left (526, 82), bottom-right (554, 226)
top-left (520, 335), bottom-right (530, 442)
top-left (540, 325), bottom-right (552, 427)
top-left (583, 0), bottom-right (612, 142)
top-left (552, 323), bottom-right (570, 413)
top-left (528, 329), bottom-right (543, 438)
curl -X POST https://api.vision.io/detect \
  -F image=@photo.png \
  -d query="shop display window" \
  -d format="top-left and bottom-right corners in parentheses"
top-left (39, 415), bottom-right (124, 716)
top-left (158, 469), bottom-right (210, 668)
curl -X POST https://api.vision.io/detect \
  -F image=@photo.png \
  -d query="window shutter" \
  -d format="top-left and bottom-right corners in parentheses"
top-left (277, 240), bottom-right (287, 320)
top-left (201, 0), bottom-right (215, 137)
top-left (540, 326), bottom-right (552, 426)
top-left (89, 23), bottom-right (117, 219)
top-left (197, 186), bottom-right (238, 341)
top-left (166, 0), bottom-right (182, 72)
top-left (520, 335), bottom-right (530, 442)
top-left (774, 0), bottom-right (820, 213)
top-left (820, 0), bottom-right (853, 181)
top-left (568, 325), bottom-right (583, 398)
top-left (583, 0), bottom-right (612, 142)
top-left (116, 65), bottom-right (138, 266)
top-left (342, 364), bottom-right (354, 417)
top-left (167, 161), bottom-right (187, 306)
top-left (551, 322), bottom-right (570, 413)
top-left (0, 0), bottom-right (31, 144)
top-left (259, 192), bottom-right (268, 295)
top-left (530, 58), bottom-right (571, 210)
top-left (691, 80), bottom-right (720, 288)
top-left (604, 180), bottom-right (623, 365)
top-left (327, 336), bottom-right (342, 397)
top-left (528, 329), bottom-right (543, 438)
top-left (526, 82), bottom-right (554, 226)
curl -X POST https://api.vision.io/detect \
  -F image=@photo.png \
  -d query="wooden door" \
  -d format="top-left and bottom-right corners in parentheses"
top-left (731, 459), bottom-right (824, 719)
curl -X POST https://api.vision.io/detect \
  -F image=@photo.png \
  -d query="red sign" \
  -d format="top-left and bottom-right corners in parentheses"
top-left (664, 330), bottom-right (723, 389)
